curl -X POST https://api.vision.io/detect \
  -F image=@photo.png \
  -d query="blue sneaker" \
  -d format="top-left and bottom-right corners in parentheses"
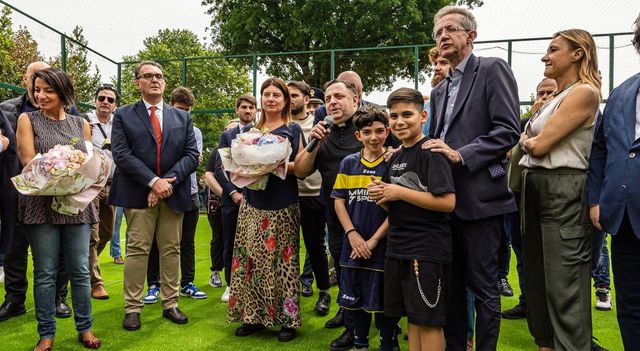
top-left (181, 282), bottom-right (207, 299)
top-left (143, 285), bottom-right (160, 304)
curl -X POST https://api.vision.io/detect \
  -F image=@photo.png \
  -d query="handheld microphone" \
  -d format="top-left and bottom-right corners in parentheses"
top-left (306, 116), bottom-right (334, 152)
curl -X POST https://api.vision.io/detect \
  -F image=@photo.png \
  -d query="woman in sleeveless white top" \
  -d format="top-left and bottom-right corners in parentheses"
top-left (518, 30), bottom-right (602, 351)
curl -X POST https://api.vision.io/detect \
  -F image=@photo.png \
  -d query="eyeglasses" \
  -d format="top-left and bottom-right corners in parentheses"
top-left (137, 73), bottom-right (164, 81)
top-left (97, 95), bottom-right (115, 104)
top-left (432, 25), bottom-right (467, 40)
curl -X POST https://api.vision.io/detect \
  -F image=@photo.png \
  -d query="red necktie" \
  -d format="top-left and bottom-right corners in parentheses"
top-left (149, 106), bottom-right (162, 175)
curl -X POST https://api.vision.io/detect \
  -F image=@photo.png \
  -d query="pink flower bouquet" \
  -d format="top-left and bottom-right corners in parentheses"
top-left (11, 141), bottom-right (111, 215)
top-left (218, 128), bottom-right (292, 190)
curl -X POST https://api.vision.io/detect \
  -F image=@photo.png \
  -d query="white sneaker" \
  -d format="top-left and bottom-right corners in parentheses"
top-left (595, 288), bottom-right (612, 311)
top-left (221, 286), bottom-right (231, 302)
top-left (0, 266), bottom-right (4, 283)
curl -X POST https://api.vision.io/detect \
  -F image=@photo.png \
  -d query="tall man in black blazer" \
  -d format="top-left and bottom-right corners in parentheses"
top-left (213, 93), bottom-right (256, 302)
top-left (110, 61), bottom-right (199, 330)
top-left (424, 7), bottom-right (520, 351)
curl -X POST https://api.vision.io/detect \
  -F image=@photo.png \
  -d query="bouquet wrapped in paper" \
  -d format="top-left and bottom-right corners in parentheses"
top-left (11, 140), bottom-right (111, 215)
top-left (218, 128), bottom-right (292, 190)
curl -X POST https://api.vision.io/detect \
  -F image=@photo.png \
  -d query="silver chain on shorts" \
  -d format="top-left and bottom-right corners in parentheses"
top-left (413, 260), bottom-right (441, 308)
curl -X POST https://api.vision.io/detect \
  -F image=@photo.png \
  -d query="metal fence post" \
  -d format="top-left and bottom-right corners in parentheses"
top-left (507, 40), bottom-right (512, 66)
top-left (61, 35), bottom-right (67, 71)
top-left (181, 59), bottom-right (187, 86)
top-left (330, 50), bottom-right (335, 80)
top-left (252, 55), bottom-right (257, 96)
top-left (609, 34), bottom-right (614, 94)
top-left (414, 46), bottom-right (420, 90)
top-left (116, 63), bottom-right (122, 97)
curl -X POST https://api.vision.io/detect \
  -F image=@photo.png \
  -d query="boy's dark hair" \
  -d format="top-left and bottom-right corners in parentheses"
top-left (235, 93), bottom-right (257, 108)
top-left (353, 105), bottom-right (389, 130)
top-left (287, 81), bottom-right (311, 96)
top-left (170, 86), bottom-right (195, 107)
top-left (94, 83), bottom-right (119, 103)
top-left (387, 87), bottom-right (424, 111)
top-left (32, 68), bottom-right (75, 107)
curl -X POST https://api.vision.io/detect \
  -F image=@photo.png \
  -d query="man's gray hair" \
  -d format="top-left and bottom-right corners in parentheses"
top-left (434, 6), bottom-right (477, 32)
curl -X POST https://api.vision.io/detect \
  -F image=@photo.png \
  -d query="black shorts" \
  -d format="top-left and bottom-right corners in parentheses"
top-left (384, 257), bottom-right (448, 327)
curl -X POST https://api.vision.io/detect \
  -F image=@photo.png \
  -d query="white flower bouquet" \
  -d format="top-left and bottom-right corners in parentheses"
top-left (218, 128), bottom-right (292, 190)
top-left (11, 140), bottom-right (111, 215)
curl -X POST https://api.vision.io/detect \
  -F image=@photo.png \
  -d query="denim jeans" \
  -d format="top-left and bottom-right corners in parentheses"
top-left (498, 214), bottom-right (511, 279)
top-left (110, 206), bottom-right (124, 258)
top-left (27, 223), bottom-right (93, 339)
top-left (592, 229), bottom-right (611, 288)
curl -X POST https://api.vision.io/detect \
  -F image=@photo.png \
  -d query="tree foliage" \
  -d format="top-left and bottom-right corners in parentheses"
top-left (117, 28), bottom-right (251, 151)
top-left (50, 26), bottom-right (101, 110)
top-left (202, 0), bottom-right (483, 92)
top-left (0, 6), bottom-right (22, 101)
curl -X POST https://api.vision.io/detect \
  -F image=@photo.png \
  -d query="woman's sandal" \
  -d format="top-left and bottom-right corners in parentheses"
top-left (78, 332), bottom-right (101, 349)
top-left (33, 339), bottom-right (53, 351)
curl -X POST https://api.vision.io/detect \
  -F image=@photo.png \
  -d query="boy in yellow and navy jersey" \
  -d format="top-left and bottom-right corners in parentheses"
top-left (331, 105), bottom-right (400, 351)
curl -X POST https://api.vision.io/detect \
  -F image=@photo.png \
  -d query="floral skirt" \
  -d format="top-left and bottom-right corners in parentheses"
top-left (227, 201), bottom-right (301, 328)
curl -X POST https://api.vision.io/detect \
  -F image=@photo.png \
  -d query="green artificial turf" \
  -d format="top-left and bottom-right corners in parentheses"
top-left (0, 215), bottom-right (623, 350)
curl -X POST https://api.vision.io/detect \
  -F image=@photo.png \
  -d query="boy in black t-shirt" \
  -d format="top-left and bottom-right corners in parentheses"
top-left (368, 87), bottom-right (455, 351)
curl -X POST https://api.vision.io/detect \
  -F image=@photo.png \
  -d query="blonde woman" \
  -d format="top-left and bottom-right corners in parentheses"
top-left (519, 29), bottom-right (601, 351)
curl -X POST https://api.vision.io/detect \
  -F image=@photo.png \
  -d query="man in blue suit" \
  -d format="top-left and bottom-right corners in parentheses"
top-left (425, 6), bottom-right (520, 351)
top-left (213, 93), bottom-right (256, 303)
top-left (588, 14), bottom-right (640, 350)
top-left (110, 60), bottom-right (199, 330)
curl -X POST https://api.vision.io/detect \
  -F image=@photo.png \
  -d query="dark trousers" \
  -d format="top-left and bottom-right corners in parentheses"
top-left (445, 215), bottom-right (502, 351)
top-left (504, 198), bottom-right (526, 305)
top-left (4, 225), bottom-right (67, 304)
top-left (497, 214), bottom-right (511, 279)
top-left (611, 213), bottom-right (640, 351)
top-left (300, 196), bottom-right (330, 290)
top-left (300, 253), bottom-right (314, 287)
top-left (207, 207), bottom-right (223, 272)
top-left (148, 196), bottom-right (199, 286)
top-left (325, 197), bottom-right (354, 330)
top-left (221, 205), bottom-right (239, 285)
top-left (592, 228), bottom-right (610, 288)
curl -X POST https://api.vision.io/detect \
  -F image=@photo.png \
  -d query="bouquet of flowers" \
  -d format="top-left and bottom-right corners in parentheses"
top-left (218, 128), bottom-right (292, 190)
top-left (11, 139), bottom-right (111, 215)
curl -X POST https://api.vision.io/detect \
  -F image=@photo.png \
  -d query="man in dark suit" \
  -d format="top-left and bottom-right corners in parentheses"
top-left (424, 6), bottom-right (520, 351)
top-left (110, 60), bottom-right (199, 330)
top-left (588, 14), bottom-right (640, 350)
top-left (213, 93), bottom-right (256, 303)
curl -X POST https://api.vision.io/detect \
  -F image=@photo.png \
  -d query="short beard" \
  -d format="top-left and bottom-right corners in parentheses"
top-left (291, 104), bottom-right (305, 115)
top-left (431, 75), bottom-right (445, 87)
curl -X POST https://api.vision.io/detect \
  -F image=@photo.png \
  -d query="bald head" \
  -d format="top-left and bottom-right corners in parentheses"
top-left (23, 61), bottom-right (50, 104)
top-left (337, 71), bottom-right (363, 98)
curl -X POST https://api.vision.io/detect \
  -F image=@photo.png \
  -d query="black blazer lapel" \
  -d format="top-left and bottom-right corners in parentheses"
top-left (448, 54), bottom-right (479, 128)
top-left (134, 100), bottom-right (157, 143)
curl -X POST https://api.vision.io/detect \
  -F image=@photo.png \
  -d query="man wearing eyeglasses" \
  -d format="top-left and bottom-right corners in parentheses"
top-left (110, 60), bottom-right (199, 331)
top-left (423, 6), bottom-right (520, 351)
top-left (87, 84), bottom-right (119, 300)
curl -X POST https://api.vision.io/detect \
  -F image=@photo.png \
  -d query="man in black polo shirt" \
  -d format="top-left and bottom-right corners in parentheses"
top-left (296, 79), bottom-right (362, 351)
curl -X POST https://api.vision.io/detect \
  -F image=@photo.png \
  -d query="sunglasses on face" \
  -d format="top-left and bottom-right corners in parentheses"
top-left (97, 96), bottom-right (115, 104)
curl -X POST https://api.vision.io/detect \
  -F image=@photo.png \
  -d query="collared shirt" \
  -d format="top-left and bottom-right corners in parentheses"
top-left (635, 86), bottom-right (640, 141)
top-left (440, 52), bottom-right (472, 139)
top-left (190, 126), bottom-right (203, 195)
top-left (143, 99), bottom-right (164, 131)
top-left (21, 94), bottom-right (38, 114)
top-left (88, 111), bottom-right (115, 178)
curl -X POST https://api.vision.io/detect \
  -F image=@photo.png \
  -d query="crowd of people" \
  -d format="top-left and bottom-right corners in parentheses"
top-left (0, 5), bottom-right (639, 351)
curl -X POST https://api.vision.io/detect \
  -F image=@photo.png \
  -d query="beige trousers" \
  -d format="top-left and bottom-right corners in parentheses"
top-left (89, 184), bottom-right (116, 287)
top-left (123, 199), bottom-right (183, 313)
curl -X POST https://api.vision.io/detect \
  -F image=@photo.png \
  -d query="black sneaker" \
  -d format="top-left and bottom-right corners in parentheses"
top-left (315, 292), bottom-right (331, 316)
top-left (301, 284), bottom-right (313, 297)
top-left (325, 308), bottom-right (344, 329)
top-left (498, 278), bottom-right (514, 297)
top-left (501, 303), bottom-right (526, 319)
top-left (329, 329), bottom-right (354, 351)
top-left (278, 327), bottom-right (297, 342)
